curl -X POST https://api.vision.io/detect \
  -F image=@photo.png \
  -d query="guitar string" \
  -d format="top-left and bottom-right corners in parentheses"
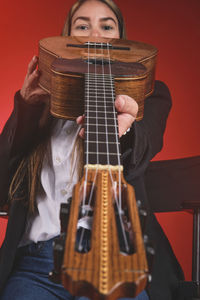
top-left (105, 43), bottom-right (130, 253)
top-left (81, 42), bottom-right (90, 211)
top-left (77, 41), bottom-right (90, 252)
top-left (78, 42), bottom-right (99, 251)
top-left (100, 45), bottom-right (110, 167)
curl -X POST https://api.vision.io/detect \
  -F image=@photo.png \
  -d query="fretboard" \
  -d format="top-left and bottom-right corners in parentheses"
top-left (84, 73), bottom-right (121, 166)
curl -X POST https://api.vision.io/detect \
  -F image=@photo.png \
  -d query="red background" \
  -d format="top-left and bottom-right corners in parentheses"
top-left (0, 0), bottom-right (200, 280)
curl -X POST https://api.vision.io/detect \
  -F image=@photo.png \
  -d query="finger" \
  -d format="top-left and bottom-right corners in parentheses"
top-left (27, 55), bottom-right (38, 76)
top-left (24, 69), bottom-right (41, 94)
top-left (118, 113), bottom-right (134, 137)
top-left (20, 69), bottom-right (40, 100)
top-left (27, 69), bottom-right (40, 86)
top-left (115, 95), bottom-right (138, 118)
top-left (79, 127), bottom-right (85, 139)
top-left (76, 115), bottom-right (85, 125)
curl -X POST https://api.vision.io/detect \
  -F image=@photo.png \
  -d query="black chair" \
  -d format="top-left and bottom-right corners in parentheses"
top-left (145, 155), bottom-right (200, 300)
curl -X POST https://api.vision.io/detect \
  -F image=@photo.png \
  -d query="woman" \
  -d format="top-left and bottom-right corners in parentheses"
top-left (0, 0), bottom-right (184, 299)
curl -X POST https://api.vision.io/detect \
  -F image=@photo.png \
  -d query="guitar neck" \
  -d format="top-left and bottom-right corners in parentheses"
top-left (84, 72), bottom-right (121, 166)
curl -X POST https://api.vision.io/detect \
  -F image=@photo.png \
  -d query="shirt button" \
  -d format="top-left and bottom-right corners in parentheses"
top-left (66, 129), bottom-right (72, 135)
top-left (61, 189), bottom-right (67, 196)
top-left (55, 156), bottom-right (61, 163)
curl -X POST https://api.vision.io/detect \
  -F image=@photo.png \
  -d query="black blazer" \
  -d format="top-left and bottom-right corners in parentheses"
top-left (0, 81), bottom-right (184, 299)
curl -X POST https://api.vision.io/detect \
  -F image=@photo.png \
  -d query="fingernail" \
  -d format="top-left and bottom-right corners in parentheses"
top-left (32, 55), bottom-right (38, 61)
top-left (34, 69), bottom-right (39, 76)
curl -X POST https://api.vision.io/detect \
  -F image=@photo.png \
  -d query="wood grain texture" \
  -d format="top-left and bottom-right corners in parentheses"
top-left (62, 167), bottom-right (148, 299)
top-left (38, 36), bottom-right (157, 121)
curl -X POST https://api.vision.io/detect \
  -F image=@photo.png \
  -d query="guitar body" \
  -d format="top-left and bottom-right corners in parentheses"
top-left (38, 36), bottom-right (157, 120)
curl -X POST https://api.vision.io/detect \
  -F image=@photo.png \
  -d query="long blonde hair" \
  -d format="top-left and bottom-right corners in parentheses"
top-left (9, 0), bottom-right (125, 213)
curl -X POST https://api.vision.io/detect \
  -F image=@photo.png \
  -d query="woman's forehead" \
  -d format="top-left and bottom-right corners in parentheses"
top-left (71, 0), bottom-right (118, 23)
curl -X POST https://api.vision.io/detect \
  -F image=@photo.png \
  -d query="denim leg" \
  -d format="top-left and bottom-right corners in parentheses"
top-left (118, 290), bottom-right (149, 300)
top-left (76, 290), bottom-right (149, 300)
top-left (0, 274), bottom-right (73, 300)
top-left (0, 238), bottom-right (73, 300)
top-left (1, 236), bottom-right (149, 300)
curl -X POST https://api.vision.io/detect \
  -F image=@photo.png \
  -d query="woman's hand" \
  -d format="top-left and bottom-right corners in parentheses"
top-left (20, 56), bottom-right (49, 104)
top-left (76, 95), bottom-right (138, 138)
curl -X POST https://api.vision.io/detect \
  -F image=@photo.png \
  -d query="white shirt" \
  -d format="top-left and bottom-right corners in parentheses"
top-left (19, 119), bottom-right (80, 246)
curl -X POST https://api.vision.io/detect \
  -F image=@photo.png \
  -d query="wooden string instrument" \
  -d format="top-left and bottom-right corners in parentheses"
top-left (38, 36), bottom-right (157, 299)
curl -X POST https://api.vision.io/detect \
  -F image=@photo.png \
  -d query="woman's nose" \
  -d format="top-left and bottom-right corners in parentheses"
top-left (90, 28), bottom-right (101, 37)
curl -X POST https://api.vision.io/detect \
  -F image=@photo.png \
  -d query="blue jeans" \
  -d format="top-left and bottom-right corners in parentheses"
top-left (0, 237), bottom-right (149, 300)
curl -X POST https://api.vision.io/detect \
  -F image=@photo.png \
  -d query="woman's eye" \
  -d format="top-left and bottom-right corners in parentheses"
top-left (76, 25), bottom-right (89, 30)
top-left (102, 25), bottom-right (114, 31)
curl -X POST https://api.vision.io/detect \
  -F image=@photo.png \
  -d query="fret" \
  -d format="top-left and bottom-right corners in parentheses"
top-left (85, 81), bottom-right (114, 86)
top-left (85, 80), bottom-right (114, 84)
top-left (85, 87), bottom-right (113, 91)
top-left (84, 153), bottom-right (119, 166)
top-left (85, 104), bottom-right (114, 109)
top-left (85, 94), bottom-right (114, 97)
top-left (87, 140), bottom-right (120, 145)
top-left (85, 98), bottom-right (113, 101)
top-left (87, 112), bottom-right (117, 118)
top-left (86, 130), bottom-right (118, 135)
top-left (85, 79), bottom-right (114, 83)
top-left (86, 86), bottom-right (114, 89)
top-left (85, 93), bottom-right (115, 99)
top-left (85, 84), bottom-right (114, 88)
top-left (85, 91), bottom-right (114, 95)
top-left (85, 101), bottom-right (114, 106)
top-left (85, 102), bottom-right (115, 107)
top-left (86, 151), bottom-right (121, 156)
top-left (85, 82), bottom-right (114, 86)
top-left (85, 116), bottom-right (117, 124)
top-left (85, 86), bottom-right (114, 90)
top-left (85, 85), bottom-right (114, 89)
top-left (85, 97), bottom-right (114, 102)
top-left (86, 125), bottom-right (118, 131)
top-left (86, 124), bottom-right (118, 132)
top-left (85, 109), bottom-right (115, 114)
top-left (86, 123), bottom-right (116, 128)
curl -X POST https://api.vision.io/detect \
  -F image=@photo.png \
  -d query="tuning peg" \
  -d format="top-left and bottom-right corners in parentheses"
top-left (60, 200), bottom-right (71, 233)
top-left (49, 234), bottom-right (65, 284)
top-left (136, 199), bottom-right (142, 208)
top-left (139, 208), bottom-right (148, 234)
top-left (136, 200), bottom-right (148, 234)
top-left (143, 234), bottom-right (155, 282)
